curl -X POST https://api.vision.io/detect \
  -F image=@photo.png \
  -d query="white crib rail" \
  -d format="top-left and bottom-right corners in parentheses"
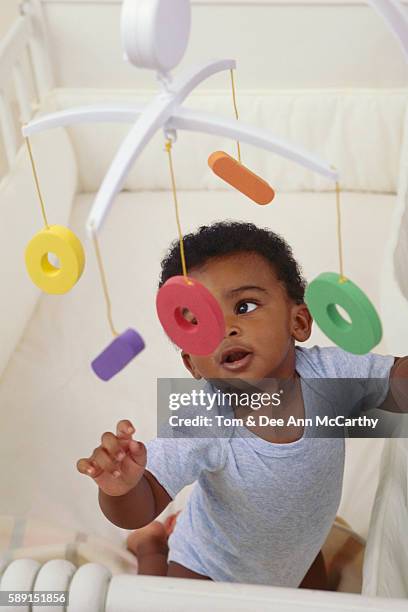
top-left (393, 107), bottom-right (408, 306)
top-left (0, 0), bottom-right (53, 174)
top-left (1, 558), bottom-right (408, 612)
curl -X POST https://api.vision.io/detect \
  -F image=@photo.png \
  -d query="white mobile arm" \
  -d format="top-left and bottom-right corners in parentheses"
top-left (21, 59), bottom-right (237, 138)
top-left (22, 104), bottom-right (338, 183)
top-left (86, 100), bottom-right (339, 234)
top-left (21, 105), bottom-right (146, 134)
top-left (168, 108), bottom-right (337, 183)
top-left (22, 57), bottom-right (338, 235)
top-left (22, 103), bottom-right (339, 233)
top-left (85, 59), bottom-right (240, 235)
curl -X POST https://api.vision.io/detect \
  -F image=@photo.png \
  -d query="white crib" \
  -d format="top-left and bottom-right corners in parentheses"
top-left (0, 0), bottom-right (408, 608)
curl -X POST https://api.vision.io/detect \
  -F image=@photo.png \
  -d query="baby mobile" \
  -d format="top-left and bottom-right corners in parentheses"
top-left (22, 0), bottom-right (406, 380)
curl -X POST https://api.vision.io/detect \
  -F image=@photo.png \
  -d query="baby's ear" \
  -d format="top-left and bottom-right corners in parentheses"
top-left (181, 352), bottom-right (202, 380)
top-left (292, 303), bottom-right (313, 342)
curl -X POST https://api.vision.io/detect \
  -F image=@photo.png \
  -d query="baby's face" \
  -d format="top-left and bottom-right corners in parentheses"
top-left (181, 251), bottom-right (312, 382)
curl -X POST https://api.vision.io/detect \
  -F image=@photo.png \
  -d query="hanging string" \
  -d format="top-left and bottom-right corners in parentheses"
top-left (91, 227), bottom-right (119, 337)
top-left (229, 69), bottom-right (242, 164)
top-left (25, 136), bottom-right (49, 229)
top-left (335, 180), bottom-right (347, 284)
top-left (165, 139), bottom-right (193, 286)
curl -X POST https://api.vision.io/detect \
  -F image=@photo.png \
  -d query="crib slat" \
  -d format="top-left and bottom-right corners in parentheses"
top-left (0, 17), bottom-right (31, 86)
top-left (12, 60), bottom-right (32, 124)
top-left (26, 0), bottom-right (54, 100)
top-left (0, 91), bottom-right (18, 167)
top-left (27, 37), bottom-right (53, 102)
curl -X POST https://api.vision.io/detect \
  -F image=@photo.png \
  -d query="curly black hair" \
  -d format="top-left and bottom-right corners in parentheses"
top-left (159, 220), bottom-right (306, 304)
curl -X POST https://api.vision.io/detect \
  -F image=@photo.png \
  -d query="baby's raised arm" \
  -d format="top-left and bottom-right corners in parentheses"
top-left (76, 419), bottom-right (172, 529)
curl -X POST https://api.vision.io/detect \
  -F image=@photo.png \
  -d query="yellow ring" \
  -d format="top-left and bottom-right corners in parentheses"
top-left (25, 225), bottom-right (85, 294)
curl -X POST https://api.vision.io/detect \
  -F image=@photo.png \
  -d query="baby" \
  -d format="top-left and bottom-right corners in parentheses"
top-left (77, 221), bottom-right (407, 588)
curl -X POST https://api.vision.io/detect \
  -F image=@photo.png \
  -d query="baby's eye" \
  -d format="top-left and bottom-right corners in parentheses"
top-left (236, 301), bottom-right (258, 315)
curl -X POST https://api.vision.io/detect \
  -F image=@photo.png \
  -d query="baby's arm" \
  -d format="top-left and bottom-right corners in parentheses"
top-left (313, 346), bottom-right (408, 414)
top-left (98, 469), bottom-right (172, 530)
top-left (378, 355), bottom-right (408, 413)
top-left (77, 419), bottom-right (172, 530)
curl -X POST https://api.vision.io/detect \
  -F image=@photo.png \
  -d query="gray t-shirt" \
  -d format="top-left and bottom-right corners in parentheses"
top-left (145, 345), bottom-right (394, 586)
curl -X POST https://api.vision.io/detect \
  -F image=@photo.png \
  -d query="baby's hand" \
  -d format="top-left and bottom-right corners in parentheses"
top-left (76, 420), bottom-right (147, 497)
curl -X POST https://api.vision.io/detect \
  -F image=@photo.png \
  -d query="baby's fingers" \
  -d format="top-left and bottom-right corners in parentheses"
top-left (116, 419), bottom-right (135, 440)
top-left (127, 440), bottom-right (147, 464)
top-left (76, 457), bottom-right (103, 478)
top-left (120, 440), bottom-right (147, 479)
top-left (93, 446), bottom-right (124, 474)
top-left (101, 432), bottom-right (126, 462)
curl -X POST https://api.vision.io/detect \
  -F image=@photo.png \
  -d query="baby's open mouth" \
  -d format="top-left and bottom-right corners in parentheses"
top-left (223, 351), bottom-right (250, 363)
top-left (220, 348), bottom-right (253, 371)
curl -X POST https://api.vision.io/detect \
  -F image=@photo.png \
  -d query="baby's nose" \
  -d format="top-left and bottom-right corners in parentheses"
top-left (224, 317), bottom-right (241, 337)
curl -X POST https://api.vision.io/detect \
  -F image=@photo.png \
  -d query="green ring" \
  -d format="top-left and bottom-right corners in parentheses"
top-left (305, 272), bottom-right (382, 354)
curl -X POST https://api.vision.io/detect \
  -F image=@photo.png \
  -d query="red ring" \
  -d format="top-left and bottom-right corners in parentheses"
top-left (156, 276), bottom-right (225, 355)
